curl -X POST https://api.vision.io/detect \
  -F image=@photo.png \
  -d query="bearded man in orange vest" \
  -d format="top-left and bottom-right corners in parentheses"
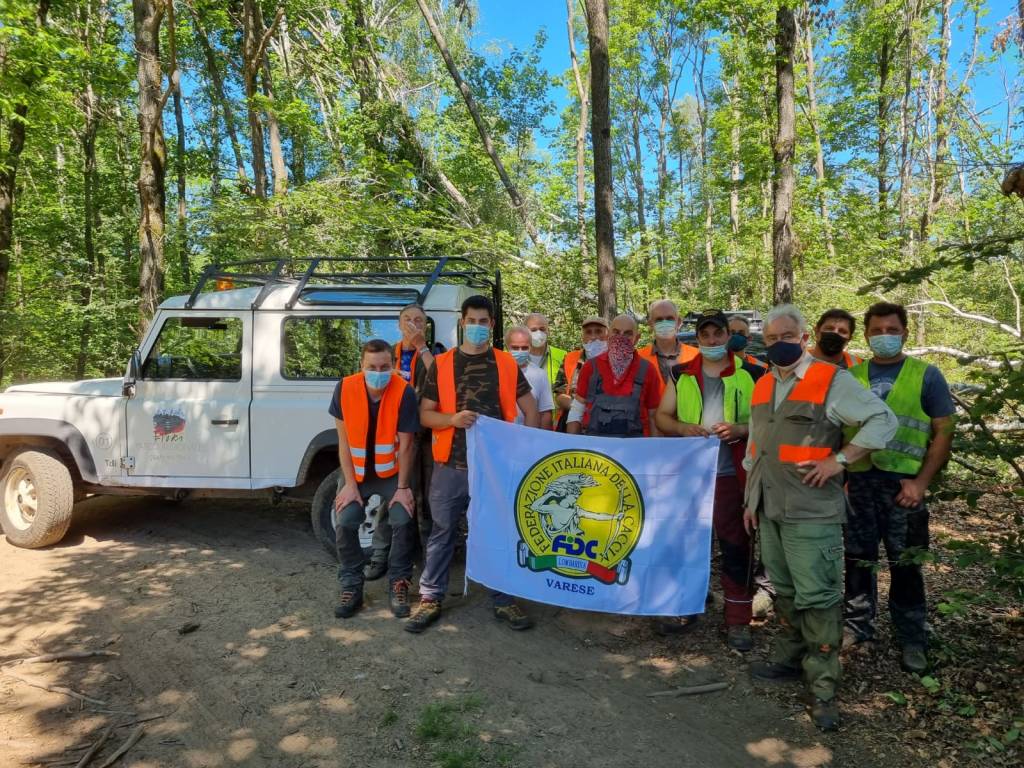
top-left (406, 294), bottom-right (540, 634)
top-left (330, 339), bottom-right (421, 620)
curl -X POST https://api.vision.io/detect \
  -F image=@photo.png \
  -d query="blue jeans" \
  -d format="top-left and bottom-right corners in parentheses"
top-left (418, 463), bottom-right (512, 606)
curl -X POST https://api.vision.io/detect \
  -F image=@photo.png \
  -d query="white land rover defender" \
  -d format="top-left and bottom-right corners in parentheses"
top-left (0, 257), bottom-right (503, 554)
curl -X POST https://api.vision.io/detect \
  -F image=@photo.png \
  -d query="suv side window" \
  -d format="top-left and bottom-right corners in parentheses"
top-left (282, 316), bottom-right (419, 379)
top-left (142, 317), bottom-right (243, 381)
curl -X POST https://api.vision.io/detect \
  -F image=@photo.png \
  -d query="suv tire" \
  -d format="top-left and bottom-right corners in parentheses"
top-left (311, 469), bottom-right (376, 561)
top-left (1, 448), bottom-right (75, 549)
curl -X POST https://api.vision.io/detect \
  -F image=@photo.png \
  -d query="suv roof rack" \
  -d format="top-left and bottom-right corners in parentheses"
top-left (184, 255), bottom-right (500, 311)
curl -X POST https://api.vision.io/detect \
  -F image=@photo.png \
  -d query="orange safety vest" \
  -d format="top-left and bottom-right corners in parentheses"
top-left (637, 342), bottom-right (699, 386)
top-left (340, 372), bottom-right (409, 483)
top-left (394, 341), bottom-right (420, 382)
top-left (562, 348), bottom-right (584, 385)
top-left (432, 348), bottom-right (519, 463)
top-left (748, 361), bottom-right (839, 464)
top-left (745, 353), bottom-right (768, 369)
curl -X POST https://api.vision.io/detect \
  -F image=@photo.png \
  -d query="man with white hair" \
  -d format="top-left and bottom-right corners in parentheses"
top-left (637, 299), bottom-right (699, 387)
top-left (743, 304), bottom-right (897, 732)
top-left (506, 325), bottom-right (555, 430)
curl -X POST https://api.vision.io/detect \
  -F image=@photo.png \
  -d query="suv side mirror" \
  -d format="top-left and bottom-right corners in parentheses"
top-left (123, 349), bottom-right (141, 397)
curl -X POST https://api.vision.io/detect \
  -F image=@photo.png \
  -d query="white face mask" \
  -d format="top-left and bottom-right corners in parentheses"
top-left (584, 339), bottom-right (607, 358)
top-left (529, 330), bottom-right (548, 347)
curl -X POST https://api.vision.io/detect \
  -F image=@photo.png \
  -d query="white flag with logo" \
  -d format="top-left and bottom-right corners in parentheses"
top-left (466, 416), bottom-right (718, 616)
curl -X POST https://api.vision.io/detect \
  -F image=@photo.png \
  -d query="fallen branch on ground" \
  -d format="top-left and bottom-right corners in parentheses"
top-left (115, 713), bottom-right (168, 728)
top-left (3, 651), bottom-right (120, 668)
top-left (74, 726), bottom-right (113, 768)
top-left (1, 670), bottom-right (107, 706)
top-left (646, 681), bottom-right (730, 698)
top-left (95, 726), bottom-right (144, 768)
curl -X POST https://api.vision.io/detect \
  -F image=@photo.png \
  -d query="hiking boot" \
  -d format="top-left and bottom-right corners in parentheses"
top-left (493, 603), bottom-right (534, 631)
top-left (655, 615), bottom-right (699, 636)
top-left (900, 645), bottom-right (928, 674)
top-left (727, 625), bottom-right (753, 652)
top-left (364, 560), bottom-right (388, 581)
top-left (749, 661), bottom-right (801, 684)
top-left (334, 590), bottom-right (363, 619)
top-left (810, 698), bottom-right (840, 732)
top-left (404, 600), bottom-right (442, 634)
top-left (389, 579), bottom-right (411, 619)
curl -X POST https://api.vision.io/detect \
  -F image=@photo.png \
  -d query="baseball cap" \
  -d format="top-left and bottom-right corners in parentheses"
top-left (581, 315), bottom-right (609, 329)
top-left (695, 309), bottom-right (729, 332)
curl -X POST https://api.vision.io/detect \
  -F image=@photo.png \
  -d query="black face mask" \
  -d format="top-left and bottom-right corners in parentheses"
top-left (816, 331), bottom-right (847, 358)
top-left (766, 340), bottom-right (804, 368)
top-left (727, 333), bottom-right (748, 352)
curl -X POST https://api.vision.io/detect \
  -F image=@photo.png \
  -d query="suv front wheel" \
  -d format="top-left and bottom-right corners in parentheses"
top-left (1, 448), bottom-right (75, 549)
top-left (310, 469), bottom-right (376, 560)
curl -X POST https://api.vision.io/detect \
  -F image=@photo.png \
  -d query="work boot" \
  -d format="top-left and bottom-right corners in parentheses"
top-left (404, 599), bottom-right (442, 634)
top-left (727, 625), bottom-right (753, 652)
top-left (364, 560), bottom-right (388, 581)
top-left (900, 645), bottom-right (928, 674)
top-left (389, 579), bottom-right (411, 619)
top-left (334, 590), bottom-right (363, 619)
top-left (493, 603), bottom-right (534, 631)
top-left (749, 661), bottom-right (801, 684)
top-left (810, 698), bottom-right (840, 732)
top-left (655, 615), bottom-right (699, 636)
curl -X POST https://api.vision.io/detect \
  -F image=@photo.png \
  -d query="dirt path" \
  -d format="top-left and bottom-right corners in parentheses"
top-left (1, 496), bottom-right (916, 767)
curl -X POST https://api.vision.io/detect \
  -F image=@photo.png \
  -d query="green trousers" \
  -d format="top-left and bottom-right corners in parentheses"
top-left (759, 517), bottom-right (844, 701)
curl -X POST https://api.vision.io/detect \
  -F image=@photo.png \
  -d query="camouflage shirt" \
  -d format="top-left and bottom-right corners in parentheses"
top-left (422, 347), bottom-right (531, 469)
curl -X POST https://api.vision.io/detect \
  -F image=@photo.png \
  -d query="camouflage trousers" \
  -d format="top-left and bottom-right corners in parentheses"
top-left (759, 517), bottom-right (844, 702)
top-left (844, 472), bottom-right (929, 648)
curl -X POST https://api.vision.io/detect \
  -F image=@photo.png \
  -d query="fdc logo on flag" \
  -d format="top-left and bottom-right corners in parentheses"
top-left (466, 416), bottom-right (718, 616)
top-left (515, 451), bottom-right (644, 586)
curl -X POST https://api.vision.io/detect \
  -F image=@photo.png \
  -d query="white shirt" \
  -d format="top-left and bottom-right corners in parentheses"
top-left (517, 362), bottom-right (554, 424)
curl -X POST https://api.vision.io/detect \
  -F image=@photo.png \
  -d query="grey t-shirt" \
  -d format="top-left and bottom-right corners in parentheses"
top-left (700, 372), bottom-right (736, 477)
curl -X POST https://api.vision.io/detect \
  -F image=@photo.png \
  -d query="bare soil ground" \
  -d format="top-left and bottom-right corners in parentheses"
top-left (0, 495), bottom-right (1017, 768)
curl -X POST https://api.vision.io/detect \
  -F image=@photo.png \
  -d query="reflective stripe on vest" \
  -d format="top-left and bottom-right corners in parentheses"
top-left (843, 351), bottom-right (863, 369)
top-left (846, 356), bottom-right (932, 474)
top-left (340, 372), bottom-right (409, 482)
top-left (431, 348), bottom-right (519, 463)
top-left (750, 361), bottom-right (840, 464)
top-left (675, 367), bottom-right (755, 425)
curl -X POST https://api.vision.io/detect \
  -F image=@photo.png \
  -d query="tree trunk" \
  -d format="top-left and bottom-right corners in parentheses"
top-left (877, 29), bottom-right (893, 228)
top-left (772, 6), bottom-right (796, 305)
top-left (242, 0), bottom-right (267, 198)
top-left (585, 0), bottom-right (616, 317)
top-left (629, 90), bottom-right (649, 283)
top-left (189, 6), bottom-right (248, 189)
top-left (414, 0), bottom-right (541, 247)
top-left (166, 0), bottom-right (188, 284)
top-left (566, 0), bottom-right (589, 263)
top-left (78, 78), bottom-right (100, 380)
top-left (256, 3), bottom-right (287, 196)
top-left (0, 0), bottom-right (50, 346)
top-left (920, 0), bottom-right (951, 240)
top-left (133, 0), bottom-right (167, 333)
top-left (797, 9), bottom-right (835, 260)
top-left (728, 75), bottom-right (741, 237)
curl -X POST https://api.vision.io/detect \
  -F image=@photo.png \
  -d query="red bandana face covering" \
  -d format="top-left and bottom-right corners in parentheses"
top-left (607, 333), bottom-right (636, 383)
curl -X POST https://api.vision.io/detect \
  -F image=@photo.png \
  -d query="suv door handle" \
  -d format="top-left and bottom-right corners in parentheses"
top-left (211, 418), bottom-right (239, 426)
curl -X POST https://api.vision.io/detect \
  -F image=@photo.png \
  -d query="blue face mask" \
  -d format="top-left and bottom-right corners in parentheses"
top-left (653, 319), bottom-right (677, 339)
top-left (869, 334), bottom-right (904, 358)
top-left (464, 323), bottom-right (491, 346)
top-left (700, 345), bottom-right (728, 362)
top-left (510, 350), bottom-right (530, 366)
top-left (364, 369), bottom-right (392, 390)
top-left (727, 333), bottom-right (748, 352)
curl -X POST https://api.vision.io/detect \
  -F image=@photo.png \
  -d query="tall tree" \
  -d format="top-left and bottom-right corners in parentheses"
top-left (133, 0), bottom-right (167, 329)
top-left (0, 0), bottom-right (50, 326)
top-left (165, 0), bottom-right (189, 283)
top-left (414, 0), bottom-right (541, 247)
top-left (585, 0), bottom-right (616, 317)
top-left (772, 5), bottom-right (797, 305)
top-left (566, 0), bottom-right (589, 264)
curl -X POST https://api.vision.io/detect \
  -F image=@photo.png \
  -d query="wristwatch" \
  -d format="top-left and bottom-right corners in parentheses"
top-left (835, 451), bottom-right (850, 467)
